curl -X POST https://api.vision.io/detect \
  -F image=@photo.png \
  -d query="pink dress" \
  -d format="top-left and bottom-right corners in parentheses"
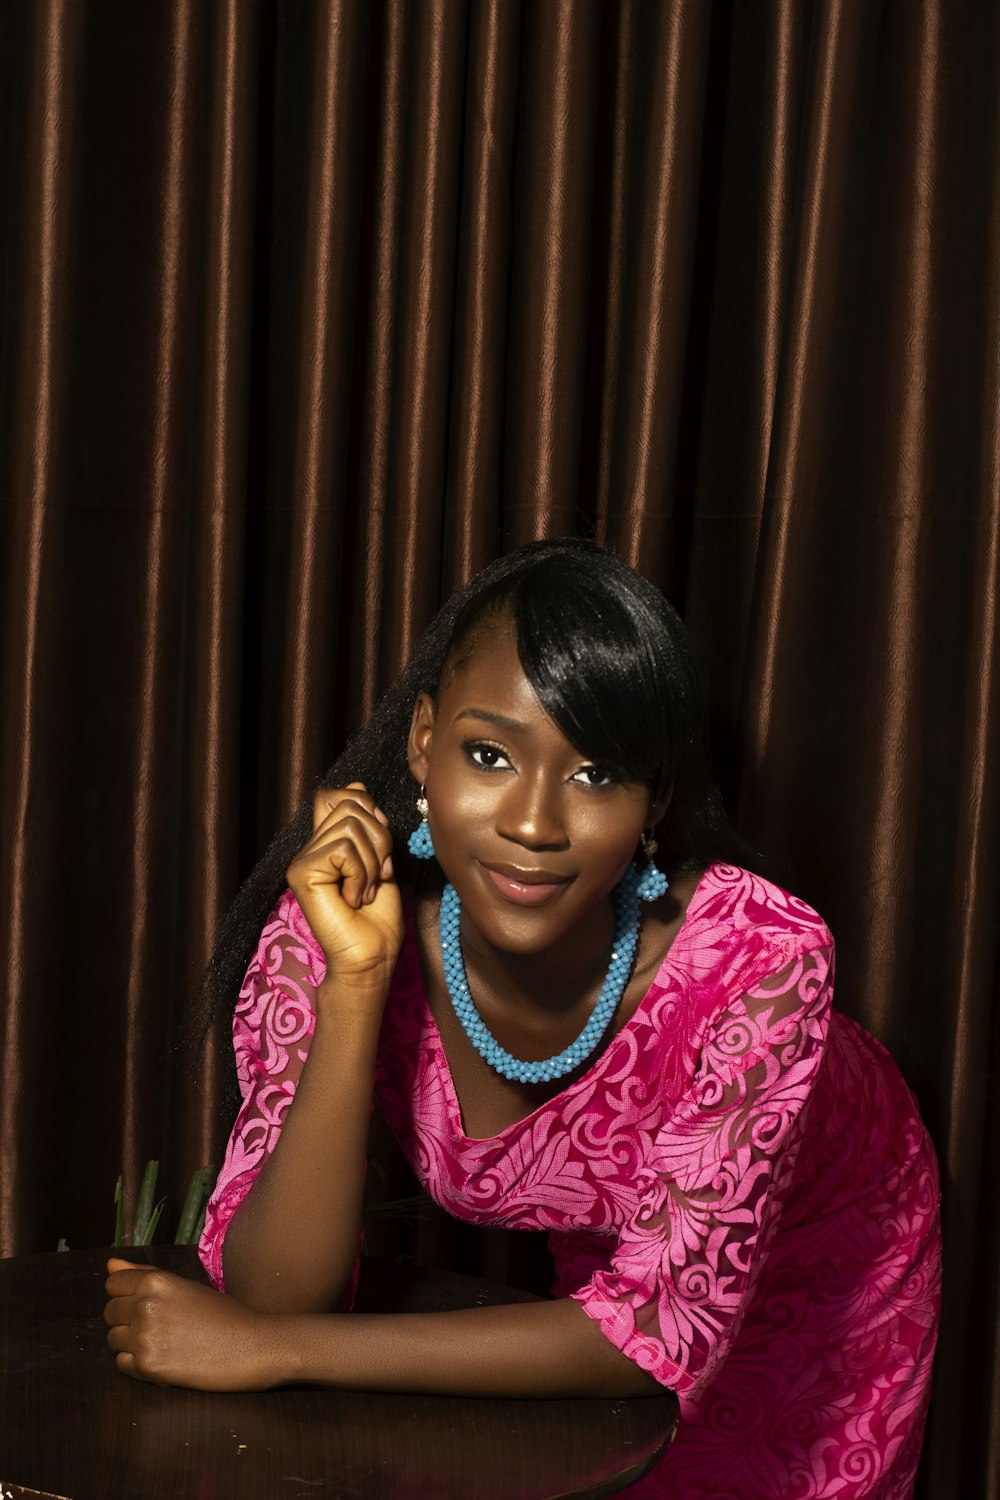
top-left (200, 864), bottom-right (941, 1500)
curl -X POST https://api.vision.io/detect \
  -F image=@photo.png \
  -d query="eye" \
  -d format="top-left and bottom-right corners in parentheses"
top-left (465, 741), bottom-right (512, 770)
top-left (571, 764), bottom-right (614, 788)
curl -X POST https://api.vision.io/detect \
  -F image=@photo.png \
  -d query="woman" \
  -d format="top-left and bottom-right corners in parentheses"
top-left (104, 539), bottom-right (941, 1499)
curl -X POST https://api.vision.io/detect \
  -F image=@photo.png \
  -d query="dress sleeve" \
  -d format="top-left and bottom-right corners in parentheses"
top-left (571, 940), bottom-right (833, 1396)
top-left (198, 891), bottom-right (326, 1291)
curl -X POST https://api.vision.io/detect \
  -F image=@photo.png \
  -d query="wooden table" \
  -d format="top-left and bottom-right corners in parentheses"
top-left (0, 1247), bottom-right (678, 1499)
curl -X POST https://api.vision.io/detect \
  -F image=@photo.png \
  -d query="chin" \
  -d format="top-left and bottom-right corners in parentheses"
top-left (458, 870), bottom-right (618, 958)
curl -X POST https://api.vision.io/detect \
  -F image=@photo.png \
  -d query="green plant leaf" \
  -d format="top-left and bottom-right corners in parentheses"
top-left (175, 1164), bottom-right (214, 1245)
top-left (192, 1199), bottom-right (209, 1246)
top-left (136, 1197), bottom-right (166, 1246)
top-left (132, 1160), bottom-right (159, 1244)
top-left (113, 1174), bottom-right (124, 1248)
top-left (56, 1237), bottom-right (70, 1252)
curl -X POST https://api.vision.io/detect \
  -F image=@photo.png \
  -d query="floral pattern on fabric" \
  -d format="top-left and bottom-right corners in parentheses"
top-left (198, 896), bottom-right (323, 1291)
top-left (200, 864), bottom-right (941, 1500)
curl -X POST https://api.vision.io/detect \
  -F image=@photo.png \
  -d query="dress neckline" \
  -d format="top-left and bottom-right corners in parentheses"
top-left (408, 862), bottom-right (723, 1145)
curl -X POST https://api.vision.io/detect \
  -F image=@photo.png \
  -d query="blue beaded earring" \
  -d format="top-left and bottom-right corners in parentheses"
top-left (407, 789), bottom-right (436, 859)
top-left (635, 829), bottom-right (668, 902)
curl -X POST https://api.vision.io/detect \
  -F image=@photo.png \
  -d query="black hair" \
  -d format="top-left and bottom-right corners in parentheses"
top-left (195, 539), bottom-right (759, 1091)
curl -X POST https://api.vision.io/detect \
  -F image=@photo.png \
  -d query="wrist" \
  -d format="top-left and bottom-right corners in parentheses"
top-left (271, 1313), bottom-right (351, 1387)
top-left (269, 1315), bottom-right (310, 1385)
top-left (315, 968), bottom-right (393, 1016)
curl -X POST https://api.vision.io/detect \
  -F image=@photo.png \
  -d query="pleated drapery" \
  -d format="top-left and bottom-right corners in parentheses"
top-left (1, 4), bottom-right (997, 1497)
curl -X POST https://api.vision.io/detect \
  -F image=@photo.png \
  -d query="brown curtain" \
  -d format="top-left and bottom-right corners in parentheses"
top-left (1, 2), bottom-right (997, 1495)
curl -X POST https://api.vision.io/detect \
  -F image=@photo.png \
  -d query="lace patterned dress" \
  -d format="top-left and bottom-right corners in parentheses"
top-left (200, 864), bottom-right (941, 1500)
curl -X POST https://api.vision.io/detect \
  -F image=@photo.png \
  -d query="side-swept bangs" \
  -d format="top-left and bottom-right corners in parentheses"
top-left (448, 546), bottom-right (701, 804)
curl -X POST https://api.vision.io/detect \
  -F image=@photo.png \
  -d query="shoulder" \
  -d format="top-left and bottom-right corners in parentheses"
top-left (679, 870), bottom-right (836, 1082)
top-left (660, 864), bottom-right (833, 1009)
top-left (694, 863), bottom-right (833, 954)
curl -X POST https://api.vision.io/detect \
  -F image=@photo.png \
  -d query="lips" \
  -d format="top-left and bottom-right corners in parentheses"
top-left (479, 861), bottom-right (572, 907)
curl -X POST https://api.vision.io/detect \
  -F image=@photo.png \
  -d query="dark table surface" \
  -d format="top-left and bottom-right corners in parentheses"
top-left (0, 1246), bottom-right (678, 1500)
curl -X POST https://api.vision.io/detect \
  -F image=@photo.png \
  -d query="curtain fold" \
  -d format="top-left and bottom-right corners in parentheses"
top-left (264, 0), bottom-right (371, 809)
top-left (442, 0), bottom-right (520, 591)
top-left (1, 2), bottom-right (997, 1494)
top-left (174, 0), bottom-right (260, 1176)
top-left (598, 0), bottom-right (713, 572)
top-left (117, 0), bottom-right (200, 1226)
top-left (1, 0), bottom-right (84, 1261)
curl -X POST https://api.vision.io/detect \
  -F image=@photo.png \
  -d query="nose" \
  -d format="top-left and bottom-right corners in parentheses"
top-left (495, 771), bottom-right (569, 851)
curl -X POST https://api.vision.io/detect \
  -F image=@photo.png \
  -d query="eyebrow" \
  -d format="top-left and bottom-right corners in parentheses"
top-left (453, 708), bottom-right (531, 734)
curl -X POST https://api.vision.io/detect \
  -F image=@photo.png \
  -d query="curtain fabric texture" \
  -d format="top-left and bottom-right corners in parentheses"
top-left (1, 3), bottom-right (997, 1496)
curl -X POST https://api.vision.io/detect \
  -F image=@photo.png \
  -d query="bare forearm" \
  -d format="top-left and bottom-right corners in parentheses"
top-left (222, 980), bottom-right (387, 1313)
top-left (267, 1298), bottom-right (663, 1399)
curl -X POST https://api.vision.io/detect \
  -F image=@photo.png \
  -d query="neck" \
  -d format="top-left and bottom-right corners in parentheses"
top-left (457, 895), bottom-right (619, 1016)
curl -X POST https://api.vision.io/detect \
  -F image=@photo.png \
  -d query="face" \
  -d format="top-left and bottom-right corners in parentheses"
top-left (407, 616), bottom-right (659, 957)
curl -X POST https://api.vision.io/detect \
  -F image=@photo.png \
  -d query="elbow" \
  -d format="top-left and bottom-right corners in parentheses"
top-left (222, 1256), bottom-right (351, 1315)
top-left (598, 1360), bottom-right (667, 1399)
top-left (219, 1210), bottom-right (345, 1313)
top-left (575, 1319), bottom-right (673, 1398)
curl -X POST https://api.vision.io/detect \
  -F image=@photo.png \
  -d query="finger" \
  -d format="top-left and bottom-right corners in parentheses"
top-left (310, 793), bottom-right (388, 849)
top-left (346, 782), bottom-right (390, 828)
top-left (296, 814), bottom-right (394, 906)
top-left (313, 786), bottom-right (359, 833)
top-left (104, 1293), bottom-right (139, 1327)
top-left (303, 829), bottom-right (381, 909)
top-left (314, 784), bottom-right (392, 835)
top-left (308, 807), bottom-right (393, 870)
top-left (105, 1269), bottom-right (150, 1298)
top-left (107, 1256), bottom-right (143, 1274)
top-left (117, 1347), bottom-right (172, 1388)
top-left (313, 784), bottom-right (374, 832)
top-left (307, 814), bottom-right (393, 897)
top-left (114, 1350), bottom-right (141, 1380)
top-left (106, 1321), bottom-right (135, 1351)
top-left (291, 831), bottom-right (374, 909)
top-left (314, 787), bottom-right (342, 832)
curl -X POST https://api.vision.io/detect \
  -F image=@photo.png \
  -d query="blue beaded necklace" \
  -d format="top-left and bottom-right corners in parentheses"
top-left (438, 864), bottom-right (643, 1084)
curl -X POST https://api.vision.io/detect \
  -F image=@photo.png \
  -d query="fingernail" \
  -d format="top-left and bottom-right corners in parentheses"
top-left (366, 885), bottom-right (376, 903)
top-left (382, 856), bottom-right (393, 878)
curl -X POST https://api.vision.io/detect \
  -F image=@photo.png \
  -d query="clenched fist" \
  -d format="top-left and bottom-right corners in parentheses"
top-left (285, 783), bottom-right (404, 987)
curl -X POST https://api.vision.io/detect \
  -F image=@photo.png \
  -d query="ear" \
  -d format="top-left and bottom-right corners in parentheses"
top-left (407, 692), bottom-right (436, 787)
